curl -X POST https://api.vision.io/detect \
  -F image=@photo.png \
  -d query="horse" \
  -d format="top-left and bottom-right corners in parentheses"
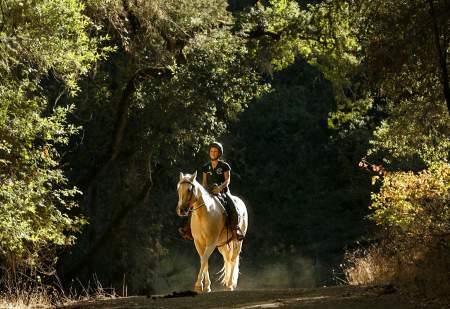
top-left (176, 171), bottom-right (248, 292)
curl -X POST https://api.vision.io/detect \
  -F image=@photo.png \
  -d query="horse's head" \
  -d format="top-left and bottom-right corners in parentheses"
top-left (176, 171), bottom-right (198, 217)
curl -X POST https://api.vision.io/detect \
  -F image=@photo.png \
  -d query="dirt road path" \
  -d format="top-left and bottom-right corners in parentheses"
top-left (60, 285), bottom-right (444, 309)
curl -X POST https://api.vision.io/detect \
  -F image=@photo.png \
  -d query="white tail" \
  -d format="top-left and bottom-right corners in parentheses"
top-left (218, 265), bottom-right (226, 285)
top-left (232, 254), bottom-right (240, 288)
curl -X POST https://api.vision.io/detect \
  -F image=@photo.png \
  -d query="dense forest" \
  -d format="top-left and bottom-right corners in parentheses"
top-left (0, 0), bottom-right (449, 305)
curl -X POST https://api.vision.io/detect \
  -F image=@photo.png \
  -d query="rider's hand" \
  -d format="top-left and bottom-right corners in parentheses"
top-left (212, 185), bottom-right (221, 195)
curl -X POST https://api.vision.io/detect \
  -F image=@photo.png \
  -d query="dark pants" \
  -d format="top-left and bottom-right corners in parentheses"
top-left (223, 191), bottom-right (239, 228)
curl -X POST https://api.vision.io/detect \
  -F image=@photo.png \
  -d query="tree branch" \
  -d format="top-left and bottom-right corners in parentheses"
top-left (77, 67), bottom-right (173, 189)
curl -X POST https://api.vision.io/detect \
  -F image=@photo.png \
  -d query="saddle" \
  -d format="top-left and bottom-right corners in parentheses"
top-left (214, 196), bottom-right (243, 238)
top-left (208, 184), bottom-right (244, 241)
top-left (212, 194), bottom-right (228, 216)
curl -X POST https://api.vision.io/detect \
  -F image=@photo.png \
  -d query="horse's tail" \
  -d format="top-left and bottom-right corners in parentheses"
top-left (232, 253), bottom-right (240, 288)
top-left (218, 265), bottom-right (226, 285)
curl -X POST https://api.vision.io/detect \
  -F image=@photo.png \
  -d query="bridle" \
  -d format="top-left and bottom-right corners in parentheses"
top-left (178, 180), bottom-right (205, 212)
top-left (178, 177), bottom-right (232, 247)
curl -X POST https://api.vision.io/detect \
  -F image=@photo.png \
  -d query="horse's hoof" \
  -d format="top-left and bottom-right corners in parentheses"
top-left (204, 287), bottom-right (211, 293)
top-left (194, 285), bottom-right (203, 293)
top-left (226, 286), bottom-right (234, 291)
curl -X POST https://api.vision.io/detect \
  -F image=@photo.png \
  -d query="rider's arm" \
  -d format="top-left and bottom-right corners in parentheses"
top-left (218, 170), bottom-right (230, 191)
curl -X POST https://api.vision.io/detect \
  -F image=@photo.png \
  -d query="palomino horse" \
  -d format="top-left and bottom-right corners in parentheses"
top-left (176, 172), bottom-right (248, 292)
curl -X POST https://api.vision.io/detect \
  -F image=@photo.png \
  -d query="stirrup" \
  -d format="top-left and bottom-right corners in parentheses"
top-left (236, 233), bottom-right (245, 241)
top-left (235, 227), bottom-right (245, 241)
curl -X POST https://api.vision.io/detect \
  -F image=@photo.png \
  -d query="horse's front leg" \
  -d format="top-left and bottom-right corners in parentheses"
top-left (193, 240), bottom-right (205, 292)
top-left (199, 244), bottom-right (216, 292)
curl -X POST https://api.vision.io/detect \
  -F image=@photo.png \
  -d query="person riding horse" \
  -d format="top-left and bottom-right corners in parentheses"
top-left (178, 142), bottom-right (245, 241)
top-left (176, 171), bottom-right (248, 291)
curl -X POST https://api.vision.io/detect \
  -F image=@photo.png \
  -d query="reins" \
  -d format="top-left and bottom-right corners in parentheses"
top-left (189, 201), bottom-right (205, 212)
top-left (179, 180), bottom-right (205, 212)
top-left (179, 178), bottom-right (235, 247)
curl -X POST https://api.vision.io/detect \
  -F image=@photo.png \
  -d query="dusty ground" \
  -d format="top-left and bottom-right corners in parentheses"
top-left (59, 285), bottom-right (447, 309)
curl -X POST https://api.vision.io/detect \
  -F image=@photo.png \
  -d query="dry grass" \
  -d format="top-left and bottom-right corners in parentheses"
top-left (0, 289), bottom-right (52, 309)
top-left (344, 240), bottom-right (450, 299)
top-left (0, 274), bottom-right (118, 309)
top-left (344, 245), bottom-right (397, 286)
top-left (60, 277), bottom-right (118, 307)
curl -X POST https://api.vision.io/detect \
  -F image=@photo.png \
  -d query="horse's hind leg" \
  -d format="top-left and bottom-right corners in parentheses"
top-left (218, 245), bottom-right (233, 291)
top-left (229, 241), bottom-right (243, 289)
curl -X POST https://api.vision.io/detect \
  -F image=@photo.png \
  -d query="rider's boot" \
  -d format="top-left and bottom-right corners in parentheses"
top-left (234, 226), bottom-right (245, 241)
top-left (178, 222), bottom-right (193, 240)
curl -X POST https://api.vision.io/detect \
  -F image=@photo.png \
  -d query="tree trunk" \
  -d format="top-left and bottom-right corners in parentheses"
top-left (428, 0), bottom-right (450, 114)
top-left (66, 67), bottom-right (171, 280)
top-left (64, 156), bottom-right (154, 279)
top-left (78, 67), bottom-right (172, 189)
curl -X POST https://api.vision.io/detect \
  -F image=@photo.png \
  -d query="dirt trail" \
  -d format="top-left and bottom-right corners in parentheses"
top-left (60, 285), bottom-right (445, 309)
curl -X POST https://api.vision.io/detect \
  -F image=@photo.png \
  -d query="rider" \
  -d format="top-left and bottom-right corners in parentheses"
top-left (178, 142), bottom-right (245, 241)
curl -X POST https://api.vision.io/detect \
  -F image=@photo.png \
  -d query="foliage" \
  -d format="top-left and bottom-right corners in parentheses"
top-left (239, 0), bottom-right (305, 72)
top-left (359, 0), bottom-right (450, 165)
top-left (368, 91), bottom-right (450, 165)
top-left (344, 163), bottom-right (450, 295)
top-left (0, 0), bottom-right (101, 274)
top-left (0, 0), bottom-right (105, 92)
top-left (63, 0), bottom-right (409, 293)
top-left (2, 0), bottom-right (447, 297)
top-left (370, 162), bottom-right (450, 247)
top-left (131, 28), bottom-right (268, 164)
top-left (359, 0), bottom-right (450, 103)
top-left (72, 0), bottom-right (251, 172)
top-left (237, 0), bottom-right (373, 132)
top-left (84, 0), bottom-right (232, 64)
top-left (340, 0), bottom-right (450, 297)
top-left (324, 0), bottom-right (450, 245)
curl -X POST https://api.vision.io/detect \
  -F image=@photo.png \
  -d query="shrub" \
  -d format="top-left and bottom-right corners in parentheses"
top-left (345, 162), bottom-right (450, 297)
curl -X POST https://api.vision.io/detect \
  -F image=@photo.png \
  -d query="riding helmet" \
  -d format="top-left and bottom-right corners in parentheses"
top-left (209, 141), bottom-right (223, 157)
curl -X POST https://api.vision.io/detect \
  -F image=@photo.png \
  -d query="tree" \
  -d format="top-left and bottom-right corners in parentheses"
top-left (357, 0), bottom-right (450, 164)
top-left (334, 0), bottom-right (450, 294)
top-left (0, 0), bottom-right (103, 279)
top-left (61, 0), bottom-right (269, 288)
top-left (58, 0), bottom-right (376, 291)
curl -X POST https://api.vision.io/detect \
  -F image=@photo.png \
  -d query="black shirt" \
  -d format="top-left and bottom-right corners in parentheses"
top-left (201, 160), bottom-right (231, 190)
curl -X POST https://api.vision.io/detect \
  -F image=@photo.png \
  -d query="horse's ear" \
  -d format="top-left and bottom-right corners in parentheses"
top-left (179, 172), bottom-right (184, 181)
top-left (190, 171), bottom-right (197, 182)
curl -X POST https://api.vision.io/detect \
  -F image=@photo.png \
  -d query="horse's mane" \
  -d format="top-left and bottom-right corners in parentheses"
top-left (179, 174), bottom-right (214, 206)
top-left (192, 179), bottom-right (214, 205)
